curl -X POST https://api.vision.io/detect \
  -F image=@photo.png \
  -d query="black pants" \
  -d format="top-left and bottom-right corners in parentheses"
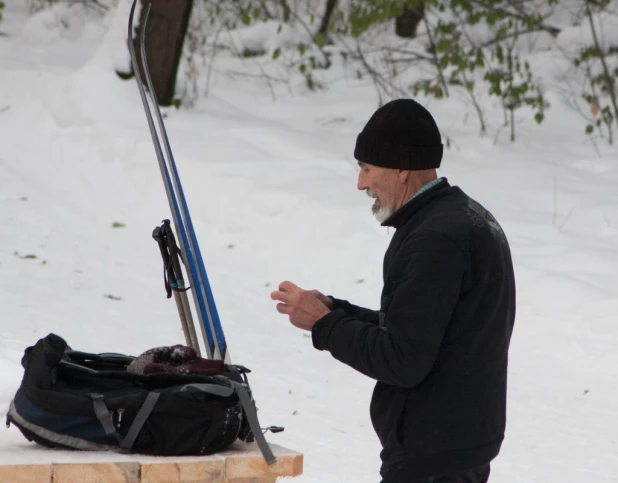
top-left (381, 464), bottom-right (490, 483)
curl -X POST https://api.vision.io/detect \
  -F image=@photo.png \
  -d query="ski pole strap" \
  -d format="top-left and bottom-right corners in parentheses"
top-left (153, 225), bottom-right (174, 298)
top-left (230, 381), bottom-right (277, 465)
top-left (120, 392), bottom-right (160, 450)
top-left (154, 220), bottom-right (191, 295)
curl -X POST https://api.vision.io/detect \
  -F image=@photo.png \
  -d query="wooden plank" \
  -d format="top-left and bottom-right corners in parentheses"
top-left (0, 464), bottom-right (52, 483)
top-left (141, 460), bottom-right (224, 482)
top-left (224, 453), bottom-right (303, 480)
top-left (52, 462), bottom-right (140, 483)
top-left (224, 478), bottom-right (277, 483)
top-left (0, 442), bottom-right (303, 482)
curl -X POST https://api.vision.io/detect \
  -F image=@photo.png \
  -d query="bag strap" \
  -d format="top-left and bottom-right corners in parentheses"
top-left (89, 392), bottom-right (160, 451)
top-left (229, 381), bottom-right (276, 465)
top-left (179, 383), bottom-right (234, 397)
top-left (90, 394), bottom-right (121, 442)
top-left (120, 392), bottom-right (160, 450)
top-left (180, 381), bottom-right (277, 465)
top-left (91, 382), bottom-right (277, 464)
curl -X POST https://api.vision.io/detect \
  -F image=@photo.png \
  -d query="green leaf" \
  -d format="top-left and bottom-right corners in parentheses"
top-left (436, 22), bottom-right (457, 35)
top-left (435, 39), bottom-right (454, 53)
top-left (580, 46), bottom-right (600, 61)
top-left (602, 106), bottom-right (614, 124)
top-left (14, 251), bottom-right (37, 260)
top-left (495, 24), bottom-right (509, 40)
top-left (305, 73), bottom-right (316, 91)
top-left (272, 47), bottom-right (281, 60)
top-left (299, 63), bottom-right (307, 74)
top-left (469, 11), bottom-right (484, 25)
top-left (314, 32), bottom-right (326, 48)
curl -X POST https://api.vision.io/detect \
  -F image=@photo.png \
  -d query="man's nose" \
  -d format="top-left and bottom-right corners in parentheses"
top-left (357, 171), bottom-right (368, 191)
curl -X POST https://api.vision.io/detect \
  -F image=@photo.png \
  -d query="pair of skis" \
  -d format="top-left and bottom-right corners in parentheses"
top-left (127, 0), bottom-right (229, 363)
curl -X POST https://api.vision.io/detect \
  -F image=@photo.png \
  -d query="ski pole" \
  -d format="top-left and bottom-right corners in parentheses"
top-left (152, 220), bottom-right (201, 354)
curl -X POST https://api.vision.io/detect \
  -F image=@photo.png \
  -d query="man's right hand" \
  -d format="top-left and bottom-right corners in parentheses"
top-left (308, 290), bottom-right (334, 309)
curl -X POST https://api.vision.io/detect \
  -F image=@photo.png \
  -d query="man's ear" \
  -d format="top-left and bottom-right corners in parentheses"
top-left (398, 169), bottom-right (410, 182)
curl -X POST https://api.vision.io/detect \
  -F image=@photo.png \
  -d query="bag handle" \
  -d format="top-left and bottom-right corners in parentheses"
top-left (67, 351), bottom-right (136, 365)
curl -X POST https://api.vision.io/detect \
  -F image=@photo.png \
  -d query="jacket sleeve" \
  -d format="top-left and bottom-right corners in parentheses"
top-left (328, 297), bottom-right (380, 325)
top-left (311, 232), bottom-right (465, 388)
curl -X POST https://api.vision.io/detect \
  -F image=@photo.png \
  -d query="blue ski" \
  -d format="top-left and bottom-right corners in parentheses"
top-left (127, 0), bottom-right (229, 362)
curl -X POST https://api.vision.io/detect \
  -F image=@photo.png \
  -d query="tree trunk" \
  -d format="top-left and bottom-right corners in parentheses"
top-left (317, 0), bottom-right (338, 40)
top-left (132, 0), bottom-right (193, 107)
top-left (395, 2), bottom-right (425, 39)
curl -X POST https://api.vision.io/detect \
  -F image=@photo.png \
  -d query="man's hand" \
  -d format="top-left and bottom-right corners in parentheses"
top-left (307, 289), bottom-right (334, 309)
top-left (270, 281), bottom-right (331, 331)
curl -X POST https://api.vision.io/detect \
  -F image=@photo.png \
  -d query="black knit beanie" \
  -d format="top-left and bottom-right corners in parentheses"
top-left (354, 98), bottom-right (443, 170)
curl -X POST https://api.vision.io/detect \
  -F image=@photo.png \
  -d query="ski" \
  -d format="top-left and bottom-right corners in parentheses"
top-left (136, 3), bottom-right (229, 362)
top-left (127, 0), bottom-right (229, 362)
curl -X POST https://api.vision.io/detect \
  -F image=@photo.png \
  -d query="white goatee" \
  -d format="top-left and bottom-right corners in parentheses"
top-left (366, 190), bottom-right (393, 223)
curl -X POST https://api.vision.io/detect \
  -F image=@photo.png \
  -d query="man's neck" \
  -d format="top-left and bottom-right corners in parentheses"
top-left (401, 176), bottom-right (442, 207)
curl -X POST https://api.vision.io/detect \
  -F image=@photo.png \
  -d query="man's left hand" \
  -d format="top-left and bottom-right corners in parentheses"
top-left (270, 280), bottom-right (331, 331)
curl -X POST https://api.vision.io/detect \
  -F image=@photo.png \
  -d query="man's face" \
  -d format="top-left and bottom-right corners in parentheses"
top-left (357, 162), bottom-right (400, 223)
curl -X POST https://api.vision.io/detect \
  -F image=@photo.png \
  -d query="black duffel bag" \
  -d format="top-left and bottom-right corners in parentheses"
top-left (5, 333), bottom-right (277, 464)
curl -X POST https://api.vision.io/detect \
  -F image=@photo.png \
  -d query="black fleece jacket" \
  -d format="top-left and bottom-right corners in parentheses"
top-left (311, 179), bottom-right (516, 480)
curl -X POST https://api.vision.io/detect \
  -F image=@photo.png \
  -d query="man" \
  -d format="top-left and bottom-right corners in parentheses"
top-left (271, 98), bottom-right (516, 483)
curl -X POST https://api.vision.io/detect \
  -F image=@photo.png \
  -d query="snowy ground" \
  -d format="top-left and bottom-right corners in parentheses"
top-left (1, 1), bottom-right (618, 482)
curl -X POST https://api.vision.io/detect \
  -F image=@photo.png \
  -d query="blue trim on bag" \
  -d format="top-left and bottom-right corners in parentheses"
top-left (14, 389), bottom-right (116, 445)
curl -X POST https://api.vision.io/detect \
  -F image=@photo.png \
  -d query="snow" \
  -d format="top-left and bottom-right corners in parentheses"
top-left (556, 11), bottom-right (618, 53)
top-left (1, 1), bottom-right (618, 482)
